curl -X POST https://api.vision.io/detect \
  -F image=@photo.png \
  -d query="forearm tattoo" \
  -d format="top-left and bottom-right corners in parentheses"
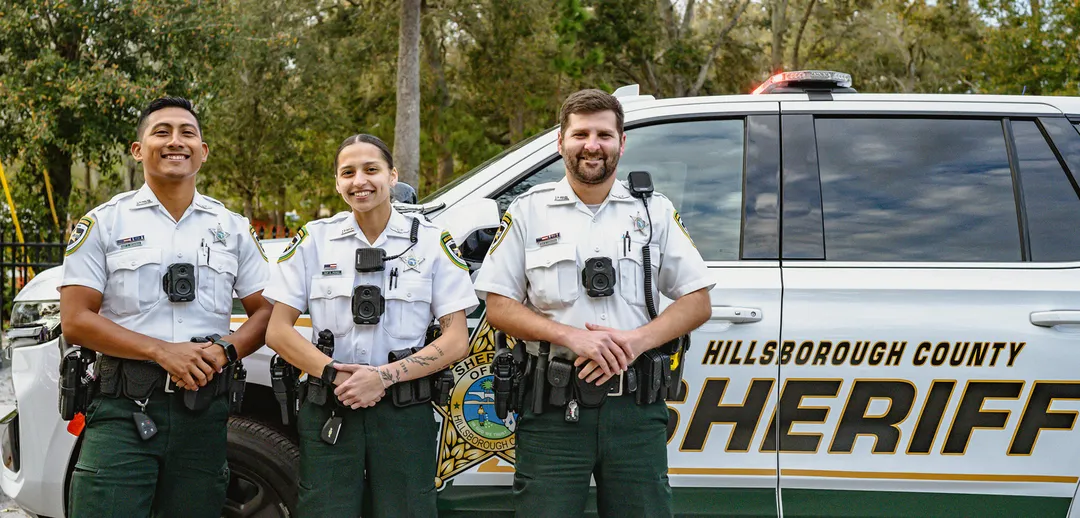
top-left (379, 366), bottom-right (399, 385)
top-left (404, 354), bottom-right (439, 368)
top-left (432, 343), bottom-right (446, 357)
top-left (439, 313), bottom-right (454, 328)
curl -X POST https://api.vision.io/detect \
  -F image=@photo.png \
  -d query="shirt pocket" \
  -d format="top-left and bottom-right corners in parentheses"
top-left (197, 250), bottom-right (239, 315)
top-left (524, 244), bottom-right (579, 310)
top-left (308, 277), bottom-right (355, 337)
top-left (618, 243), bottom-right (660, 307)
top-left (104, 247), bottom-right (163, 316)
top-left (384, 278), bottom-right (433, 341)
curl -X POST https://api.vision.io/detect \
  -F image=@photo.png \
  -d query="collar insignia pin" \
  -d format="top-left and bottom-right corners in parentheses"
top-left (209, 223), bottom-right (230, 245)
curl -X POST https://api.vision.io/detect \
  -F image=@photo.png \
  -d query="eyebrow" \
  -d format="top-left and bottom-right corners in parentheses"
top-left (150, 122), bottom-right (200, 133)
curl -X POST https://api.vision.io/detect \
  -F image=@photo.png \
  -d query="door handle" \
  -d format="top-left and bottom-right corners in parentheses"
top-left (711, 306), bottom-right (762, 324)
top-left (1030, 310), bottom-right (1080, 327)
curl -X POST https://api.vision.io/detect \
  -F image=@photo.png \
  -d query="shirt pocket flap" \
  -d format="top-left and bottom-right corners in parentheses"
top-left (309, 278), bottom-right (353, 300)
top-left (199, 250), bottom-right (239, 275)
top-left (525, 243), bottom-right (577, 270)
top-left (386, 279), bottom-right (433, 304)
top-left (106, 247), bottom-right (162, 272)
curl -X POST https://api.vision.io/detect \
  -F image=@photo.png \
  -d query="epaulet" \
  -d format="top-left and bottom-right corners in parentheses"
top-left (521, 182), bottom-right (558, 197)
top-left (408, 212), bottom-right (438, 229)
top-left (201, 195), bottom-right (226, 207)
top-left (307, 211), bottom-right (351, 228)
top-left (99, 190), bottom-right (138, 210)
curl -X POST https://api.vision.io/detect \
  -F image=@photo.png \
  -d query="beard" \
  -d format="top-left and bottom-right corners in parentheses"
top-left (565, 151), bottom-right (619, 185)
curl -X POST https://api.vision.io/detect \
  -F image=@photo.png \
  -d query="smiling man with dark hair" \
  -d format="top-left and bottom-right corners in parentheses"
top-left (60, 96), bottom-right (273, 517)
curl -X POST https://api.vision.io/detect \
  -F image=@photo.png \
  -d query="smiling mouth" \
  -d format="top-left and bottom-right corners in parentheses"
top-left (349, 190), bottom-right (375, 200)
top-left (162, 154), bottom-right (189, 161)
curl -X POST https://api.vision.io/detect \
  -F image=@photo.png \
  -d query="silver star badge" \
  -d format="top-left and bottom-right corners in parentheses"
top-left (630, 212), bottom-right (648, 235)
top-left (209, 223), bottom-right (230, 245)
top-left (401, 253), bottom-right (425, 272)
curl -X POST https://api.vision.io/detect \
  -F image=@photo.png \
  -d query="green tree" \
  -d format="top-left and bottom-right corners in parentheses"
top-left (0, 0), bottom-right (231, 222)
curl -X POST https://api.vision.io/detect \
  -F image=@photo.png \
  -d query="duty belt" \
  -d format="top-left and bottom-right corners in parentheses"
top-left (98, 354), bottom-right (231, 401)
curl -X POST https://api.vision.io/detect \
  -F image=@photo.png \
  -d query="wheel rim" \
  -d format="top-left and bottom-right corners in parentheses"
top-left (222, 464), bottom-right (290, 518)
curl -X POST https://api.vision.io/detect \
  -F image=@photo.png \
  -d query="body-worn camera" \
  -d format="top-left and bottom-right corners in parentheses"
top-left (352, 285), bottom-right (385, 324)
top-left (355, 248), bottom-right (386, 273)
top-left (581, 257), bottom-right (615, 297)
top-left (162, 263), bottom-right (196, 302)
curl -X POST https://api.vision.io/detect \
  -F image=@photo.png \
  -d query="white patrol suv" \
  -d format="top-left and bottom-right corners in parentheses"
top-left (6, 70), bottom-right (1080, 517)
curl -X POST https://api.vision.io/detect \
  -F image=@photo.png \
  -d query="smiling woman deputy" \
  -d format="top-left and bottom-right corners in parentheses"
top-left (263, 134), bottom-right (478, 517)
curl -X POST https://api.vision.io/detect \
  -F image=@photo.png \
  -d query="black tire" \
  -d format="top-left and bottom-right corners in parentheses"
top-left (224, 416), bottom-right (299, 518)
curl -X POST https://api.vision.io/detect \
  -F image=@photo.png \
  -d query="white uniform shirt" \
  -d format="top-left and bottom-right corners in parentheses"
top-left (61, 183), bottom-right (270, 342)
top-left (263, 209), bottom-right (479, 366)
top-left (474, 178), bottom-right (714, 356)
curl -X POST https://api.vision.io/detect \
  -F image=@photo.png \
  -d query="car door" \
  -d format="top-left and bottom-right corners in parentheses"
top-left (429, 100), bottom-right (786, 517)
top-left (776, 100), bottom-right (1080, 517)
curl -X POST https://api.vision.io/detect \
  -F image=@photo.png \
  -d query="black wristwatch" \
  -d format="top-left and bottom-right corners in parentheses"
top-left (321, 361), bottom-right (339, 385)
top-left (211, 336), bottom-right (238, 365)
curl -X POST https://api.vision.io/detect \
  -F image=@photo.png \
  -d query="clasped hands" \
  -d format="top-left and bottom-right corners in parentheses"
top-left (331, 363), bottom-right (390, 409)
top-left (568, 323), bottom-right (648, 385)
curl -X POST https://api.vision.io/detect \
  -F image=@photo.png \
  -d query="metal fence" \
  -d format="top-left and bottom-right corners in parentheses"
top-left (1, 229), bottom-right (65, 326)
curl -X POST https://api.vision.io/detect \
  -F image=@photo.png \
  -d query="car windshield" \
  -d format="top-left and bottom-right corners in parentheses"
top-left (419, 126), bottom-right (557, 204)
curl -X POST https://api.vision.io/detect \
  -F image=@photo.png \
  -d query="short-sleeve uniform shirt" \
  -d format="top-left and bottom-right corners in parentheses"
top-left (263, 209), bottom-right (479, 366)
top-left (61, 183), bottom-right (270, 342)
top-left (474, 178), bottom-right (714, 357)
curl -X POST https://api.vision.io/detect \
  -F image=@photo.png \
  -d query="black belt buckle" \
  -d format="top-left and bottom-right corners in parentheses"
top-left (606, 372), bottom-right (624, 397)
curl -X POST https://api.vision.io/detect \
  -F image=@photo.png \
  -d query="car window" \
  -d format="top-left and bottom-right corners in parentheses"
top-left (1012, 120), bottom-right (1080, 261)
top-left (495, 119), bottom-right (746, 261)
top-left (816, 118), bottom-right (1021, 262)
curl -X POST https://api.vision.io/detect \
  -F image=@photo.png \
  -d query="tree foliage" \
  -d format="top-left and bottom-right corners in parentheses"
top-left (3, 0), bottom-right (1079, 234)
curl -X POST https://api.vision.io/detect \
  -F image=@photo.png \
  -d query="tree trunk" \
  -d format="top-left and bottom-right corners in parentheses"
top-left (771, 0), bottom-right (789, 72)
top-left (423, 16), bottom-right (453, 192)
top-left (393, 0), bottom-right (422, 189)
top-left (791, 0), bottom-right (817, 70)
top-left (43, 143), bottom-right (72, 220)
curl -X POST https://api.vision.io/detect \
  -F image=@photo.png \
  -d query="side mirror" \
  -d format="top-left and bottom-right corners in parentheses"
top-left (437, 198), bottom-right (500, 264)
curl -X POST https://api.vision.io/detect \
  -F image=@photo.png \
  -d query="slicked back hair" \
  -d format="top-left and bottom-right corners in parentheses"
top-left (558, 89), bottom-right (624, 136)
top-left (136, 96), bottom-right (201, 140)
top-left (334, 134), bottom-right (394, 174)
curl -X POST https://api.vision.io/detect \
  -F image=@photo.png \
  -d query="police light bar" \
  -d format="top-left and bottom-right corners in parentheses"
top-left (751, 70), bottom-right (854, 95)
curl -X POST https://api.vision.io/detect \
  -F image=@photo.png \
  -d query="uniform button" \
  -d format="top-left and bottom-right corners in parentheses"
top-left (177, 252), bottom-right (183, 258)
top-left (595, 247), bottom-right (600, 252)
top-left (178, 318), bottom-right (184, 323)
top-left (326, 288), bottom-right (332, 295)
top-left (406, 292), bottom-right (412, 298)
top-left (601, 314), bottom-right (607, 320)
top-left (130, 261), bottom-right (137, 266)
top-left (361, 349), bottom-right (367, 355)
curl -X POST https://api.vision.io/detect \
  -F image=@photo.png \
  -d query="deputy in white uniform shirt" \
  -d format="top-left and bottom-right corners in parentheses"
top-left (59, 96), bottom-right (273, 518)
top-left (264, 133), bottom-right (477, 518)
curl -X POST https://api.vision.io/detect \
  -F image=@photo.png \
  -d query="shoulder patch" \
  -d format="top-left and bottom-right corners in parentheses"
top-left (673, 209), bottom-right (695, 247)
top-left (277, 226), bottom-right (309, 263)
top-left (65, 216), bottom-right (95, 256)
top-left (488, 211), bottom-right (513, 256)
top-left (440, 231), bottom-right (469, 270)
top-left (249, 225), bottom-right (267, 261)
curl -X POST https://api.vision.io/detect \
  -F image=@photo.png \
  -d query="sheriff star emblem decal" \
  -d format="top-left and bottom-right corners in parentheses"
top-left (433, 317), bottom-right (518, 488)
top-left (209, 223), bottom-right (230, 245)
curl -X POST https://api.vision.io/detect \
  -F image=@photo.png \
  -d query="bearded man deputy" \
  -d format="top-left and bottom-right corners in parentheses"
top-left (474, 88), bottom-right (714, 517)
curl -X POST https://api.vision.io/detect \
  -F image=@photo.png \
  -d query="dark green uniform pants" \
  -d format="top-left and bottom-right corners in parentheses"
top-left (68, 391), bottom-right (230, 518)
top-left (513, 393), bottom-right (673, 518)
top-left (296, 395), bottom-right (438, 517)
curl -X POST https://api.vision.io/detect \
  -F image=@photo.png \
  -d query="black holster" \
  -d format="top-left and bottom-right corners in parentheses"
top-left (270, 354), bottom-right (300, 425)
top-left (388, 346), bottom-right (443, 408)
top-left (59, 347), bottom-right (98, 421)
top-left (492, 331), bottom-right (528, 420)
